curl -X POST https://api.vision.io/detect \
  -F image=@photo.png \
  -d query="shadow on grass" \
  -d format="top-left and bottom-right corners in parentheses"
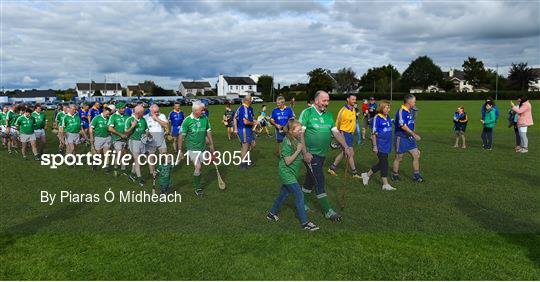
top-left (0, 204), bottom-right (86, 254)
top-left (455, 196), bottom-right (540, 267)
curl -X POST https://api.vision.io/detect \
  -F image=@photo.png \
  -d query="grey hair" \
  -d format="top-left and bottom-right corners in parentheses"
top-left (314, 90), bottom-right (327, 101)
top-left (150, 104), bottom-right (159, 111)
top-left (192, 101), bottom-right (205, 111)
top-left (404, 94), bottom-right (416, 103)
top-left (276, 95), bottom-right (285, 102)
top-left (243, 95), bottom-right (252, 102)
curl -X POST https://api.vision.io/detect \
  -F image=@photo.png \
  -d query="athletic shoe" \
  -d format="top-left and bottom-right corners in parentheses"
top-left (302, 222), bottom-right (320, 231)
top-left (113, 170), bottom-right (118, 177)
top-left (138, 178), bottom-right (145, 187)
top-left (361, 172), bottom-right (369, 186)
top-left (195, 189), bottom-right (204, 196)
top-left (266, 212), bottom-right (279, 221)
top-left (327, 168), bottom-right (338, 176)
top-left (382, 184), bottom-right (396, 191)
top-left (128, 173), bottom-right (137, 183)
top-left (34, 155), bottom-right (40, 161)
top-left (352, 173), bottom-right (361, 179)
top-left (413, 174), bottom-right (424, 183)
top-left (391, 173), bottom-right (400, 181)
top-left (520, 148), bottom-right (528, 153)
top-left (325, 209), bottom-right (342, 222)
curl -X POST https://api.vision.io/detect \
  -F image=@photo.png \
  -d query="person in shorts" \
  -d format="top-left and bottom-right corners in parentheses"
top-left (32, 104), bottom-right (47, 155)
top-left (125, 105), bottom-right (148, 187)
top-left (108, 102), bottom-right (129, 176)
top-left (453, 105), bottom-right (468, 148)
top-left (144, 104), bottom-right (169, 177)
top-left (5, 104), bottom-right (20, 154)
top-left (222, 104), bottom-right (235, 140)
top-left (61, 104), bottom-right (85, 156)
top-left (168, 102), bottom-right (185, 153)
top-left (270, 96), bottom-right (295, 157)
top-left (90, 106), bottom-right (113, 172)
top-left (15, 107), bottom-right (39, 160)
top-left (0, 106), bottom-right (8, 149)
top-left (178, 101), bottom-right (215, 196)
top-left (234, 95), bottom-right (258, 169)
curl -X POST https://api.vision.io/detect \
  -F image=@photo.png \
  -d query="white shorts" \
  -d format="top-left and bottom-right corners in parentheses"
top-left (112, 140), bottom-right (126, 151)
top-left (187, 150), bottom-right (210, 166)
top-left (0, 125), bottom-right (6, 134)
top-left (518, 126), bottom-right (528, 133)
top-left (19, 133), bottom-right (36, 143)
top-left (129, 139), bottom-right (146, 155)
top-left (34, 129), bottom-right (46, 139)
top-left (65, 132), bottom-right (80, 145)
top-left (146, 132), bottom-right (167, 153)
top-left (94, 136), bottom-right (111, 150)
top-left (9, 126), bottom-right (19, 137)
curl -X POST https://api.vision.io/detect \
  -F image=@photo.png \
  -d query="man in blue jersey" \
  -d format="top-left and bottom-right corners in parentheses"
top-left (169, 102), bottom-right (185, 153)
top-left (234, 95), bottom-right (258, 169)
top-left (89, 102), bottom-right (101, 120)
top-left (78, 103), bottom-right (91, 146)
top-left (392, 94), bottom-right (423, 183)
top-left (269, 96), bottom-right (295, 157)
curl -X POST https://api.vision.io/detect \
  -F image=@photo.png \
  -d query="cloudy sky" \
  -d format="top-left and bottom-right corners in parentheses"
top-left (1, 0), bottom-right (539, 90)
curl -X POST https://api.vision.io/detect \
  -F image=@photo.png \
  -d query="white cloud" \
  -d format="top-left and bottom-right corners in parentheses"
top-left (1, 1), bottom-right (538, 90)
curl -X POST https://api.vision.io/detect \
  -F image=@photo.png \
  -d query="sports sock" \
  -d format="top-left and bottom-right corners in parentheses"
top-left (317, 193), bottom-right (331, 214)
top-left (193, 172), bottom-right (202, 190)
top-left (330, 164), bottom-right (337, 171)
top-left (413, 171), bottom-right (421, 178)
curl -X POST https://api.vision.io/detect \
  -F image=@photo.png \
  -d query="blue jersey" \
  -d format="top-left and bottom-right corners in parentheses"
top-left (168, 111), bottom-right (184, 130)
top-left (394, 105), bottom-right (415, 136)
top-left (78, 109), bottom-right (90, 128)
top-left (270, 106), bottom-right (295, 127)
top-left (481, 104), bottom-right (499, 121)
top-left (204, 109), bottom-right (209, 117)
top-left (89, 107), bottom-right (101, 120)
top-left (372, 113), bottom-right (393, 154)
top-left (235, 104), bottom-right (254, 130)
top-left (124, 107), bottom-right (133, 117)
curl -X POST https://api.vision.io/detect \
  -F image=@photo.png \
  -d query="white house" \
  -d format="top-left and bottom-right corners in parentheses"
top-left (179, 81), bottom-right (212, 96)
top-left (76, 83), bottom-right (123, 98)
top-left (217, 75), bottom-right (260, 97)
top-left (443, 69), bottom-right (473, 92)
top-left (528, 68), bottom-right (540, 92)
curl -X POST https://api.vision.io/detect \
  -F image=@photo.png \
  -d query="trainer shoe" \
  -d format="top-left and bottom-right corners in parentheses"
top-left (325, 209), bottom-right (342, 222)
top-left (361, 172), bottom-right (369, 186)
top-left (413, 174), bottom-right (424, 183)
top-left (266, 212), bottom-right (279, 221)
top-left (382, 184), bottom-right (396, 191)
top-left (34, 155), bottom-right (40, 161)
top-left (352, 173), bottom-right (361, 179)
top-left (520, 148), bottom-right (528, 153)
top-left (195, 189), bottom-right (204, 196)
top-left (138, 178), bottom-right (145, 187)
top-left (391, 173), bottom-right (401, 181)
top-left (327, 168), bottom-right (338, 176)
top-left (302, 222), bottom-right (320, 231)
top-left (128, 173), bottom-right (137, 183)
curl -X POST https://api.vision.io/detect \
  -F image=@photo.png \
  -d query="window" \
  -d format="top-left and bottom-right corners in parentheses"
top-left (230, 86), bottom-right (233, 90)
top-left (249, 86), bottom-right (252, 90)
top-left (236, 85), bottom-right (239, 90)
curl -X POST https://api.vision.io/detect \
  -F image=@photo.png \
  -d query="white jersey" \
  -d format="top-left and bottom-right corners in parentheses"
top-left (144, 113), bottom-right (167, 133)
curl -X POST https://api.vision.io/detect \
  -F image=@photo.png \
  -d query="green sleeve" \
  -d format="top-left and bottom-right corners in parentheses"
top-left (15, 116), bottom-right (22, 126)
top-left (90, 117), bottom-right (97, 128)
top-left (298, 108), bottom-right (309, 126)
top-left (107, 115), bottom-right (115, 126)
top-left (181, 118), bottom-right (189, 135)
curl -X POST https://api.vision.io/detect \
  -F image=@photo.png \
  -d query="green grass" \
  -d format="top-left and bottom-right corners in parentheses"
top-left (1, 100), bottom-right (539, 280)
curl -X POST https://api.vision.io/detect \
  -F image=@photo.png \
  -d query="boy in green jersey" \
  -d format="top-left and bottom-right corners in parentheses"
top-left (298, 90), bottom-right (351, 222)
top-left (178, 101), bottom-right (215, 196)
top-left (155, 158), bottom-right (174, 195)
top-left (266, 119), bottom-right (319, 231)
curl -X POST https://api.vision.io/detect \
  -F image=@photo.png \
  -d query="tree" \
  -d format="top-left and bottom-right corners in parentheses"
top-left (508, 62), bottom-right (535, 90)
top-left (307, 68), bottom-right (333, 98)
top-left (359, 64), bottom-right (400, 93)
top-left (334, 67), bottom-right (357, 94)
top-left (257, 75), bottom-right (274, 101)
top-left (462, 57), bottom-right (486, 87)
top-left (484, 68), bottom-right (507, 91)
top-left (401, 56), bottom-right (443, 91)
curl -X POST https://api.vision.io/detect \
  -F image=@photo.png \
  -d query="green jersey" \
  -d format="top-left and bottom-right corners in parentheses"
top-left (6, 110), bottom-right (17, 127)
top-left (298, 106), bottom-right (335, 157)
top-left (180, 114), bottom-right (211, 151)
top-left (156, 164), bottom-right (174, 185)
top-left (108, 112), bottom-right (127, 141)
top-left (91, 114), bottom-right (110, 138)
top-left (62, 113), bottom-right (81, 133)
top-left (31, 111), bottom-right (46, 129)
top-left (125, 115), bottom-right (148, 140)
top-left (0, 112), bottom-right (6, 126)
top-left (278, 137), bottom-right (303, 184)
top-left (15, 115), bottom-right (35, 135)
top-left (56, 111), bottom-right (66, 128)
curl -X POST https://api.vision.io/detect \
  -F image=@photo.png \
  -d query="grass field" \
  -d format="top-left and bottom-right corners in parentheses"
top-left (1, 100), bottom-right (539, 280)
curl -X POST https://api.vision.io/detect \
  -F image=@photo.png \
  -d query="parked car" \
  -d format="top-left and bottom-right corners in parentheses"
top-left (232, 98), bottom-right (243, 104)
top-left (252, 97), bottom-right (264, 103)
top-left (43, 103), bottom-right (56, 110)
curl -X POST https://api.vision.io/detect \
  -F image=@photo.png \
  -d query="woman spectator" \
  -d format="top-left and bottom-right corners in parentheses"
top-left (511, 96), bottom-right (534, 153)
top-left (508, 98), bottom-right (521, 152)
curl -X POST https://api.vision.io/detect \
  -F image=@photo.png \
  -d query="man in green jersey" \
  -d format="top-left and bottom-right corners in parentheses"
top-left (15, 108), bottom-right (39, 160)
top-left (32, 104), bottom-right (48, 155)
top-left (5, 104), bottom-right (20, 154)
top-left (125, 105), bottom-right (148, 187)
top-left (90, 106), bottom-right (113, 172)
top-left (0, 106), bottom-right (8, 148)
top-left (178, 101), bottom-right (215, 196)
top-left (55, 104), bottom-right (68, 153)
top-left (298, 90), bottom-right (351, 222)
top-left (108, 102), bottom-right (129, 176)
top-left (60, 104), bottom-right (85, 155)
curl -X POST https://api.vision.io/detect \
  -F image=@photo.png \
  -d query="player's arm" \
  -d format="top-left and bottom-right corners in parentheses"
top-left (89, 121), bottom-right (95, 142)
top-left (153, 114), bottom-right (169, 128)
top-left (370, 118), bottom-right (378, 154)
top-left (331, 127), bottom-right (351, 157)
top-left (283, 142), bottom-right (303, 166)
top-left (298, 110), bottom-right (311, 162)
top-left (124, 118), bottom-right (136, 136)
top-left (398, 110), bottom-right (420, 140)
